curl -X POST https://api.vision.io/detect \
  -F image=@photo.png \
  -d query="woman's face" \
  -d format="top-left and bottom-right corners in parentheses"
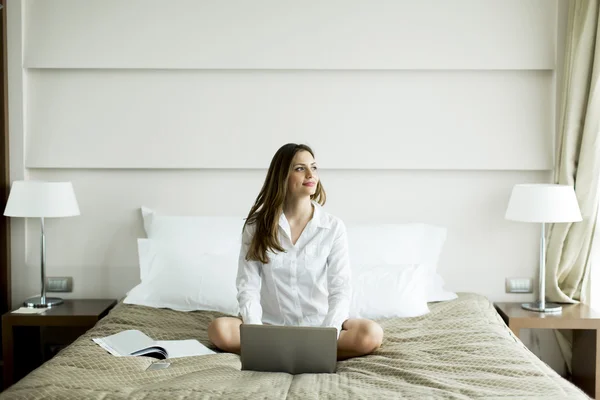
top-left (287, 150), bottom-right (319, 199)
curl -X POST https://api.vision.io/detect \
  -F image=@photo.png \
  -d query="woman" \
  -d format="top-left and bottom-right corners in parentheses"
top-left (208, 143), bottom-right (383, 360)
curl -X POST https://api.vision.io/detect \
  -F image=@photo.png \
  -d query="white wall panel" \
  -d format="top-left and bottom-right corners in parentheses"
top-left (26, 69), bottom-right (554, 170)
top-left (24, 0), bottom-right (556, 70)
top-left (18, 168), bottom-right (551, 304)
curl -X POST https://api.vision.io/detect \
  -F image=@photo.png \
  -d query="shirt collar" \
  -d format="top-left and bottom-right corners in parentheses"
top-left (278, 201), bottom-right (332, 237)
top-left (311, 201), bottom-right (332, 229)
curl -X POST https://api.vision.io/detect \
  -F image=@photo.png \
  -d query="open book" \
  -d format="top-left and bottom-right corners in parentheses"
top-left (93, 329), bottom-right (216, 360)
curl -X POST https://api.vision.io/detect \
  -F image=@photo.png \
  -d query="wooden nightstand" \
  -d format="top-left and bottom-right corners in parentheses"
top-left (1, 298), bottom-right (117, 389)
top-left (495, 302), bottom-right (600, 399)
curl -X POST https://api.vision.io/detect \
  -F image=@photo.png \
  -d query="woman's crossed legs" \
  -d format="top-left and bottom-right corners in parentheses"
top-left (208, 317), bottom-right (383, 360)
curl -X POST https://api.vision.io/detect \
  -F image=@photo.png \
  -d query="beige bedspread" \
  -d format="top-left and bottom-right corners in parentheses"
top-left (0, 293), bottom-right (589, 399)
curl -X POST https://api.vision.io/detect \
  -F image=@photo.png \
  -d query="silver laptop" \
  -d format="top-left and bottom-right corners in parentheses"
top-left (240, 324), bottom-right (337, 374)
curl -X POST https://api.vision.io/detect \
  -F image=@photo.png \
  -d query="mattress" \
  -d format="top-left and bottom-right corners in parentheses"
top-left (0, 293), bottom-right (589, 399)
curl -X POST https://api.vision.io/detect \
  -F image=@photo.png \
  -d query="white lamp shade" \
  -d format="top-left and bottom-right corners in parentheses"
top-left (3, 181), bottom-right (80, 218)
top-left (505, 184), bottom-right (582, 223)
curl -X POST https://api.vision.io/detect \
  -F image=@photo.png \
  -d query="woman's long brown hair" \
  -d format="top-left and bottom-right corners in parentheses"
top-left (243, 143), bottom-right (326, 263)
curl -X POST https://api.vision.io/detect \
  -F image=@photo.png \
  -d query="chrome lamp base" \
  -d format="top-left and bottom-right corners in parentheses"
top-left (24, 296), bottom-right (64, 308)
top-left (24, 217), bottom-right (65, 309)
top-left (518, 223), bottom-right (563, 315)
top-left (521, 301), bottom-right (562, 313)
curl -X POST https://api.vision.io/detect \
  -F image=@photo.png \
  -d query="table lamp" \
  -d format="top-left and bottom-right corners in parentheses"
top-left (3, 181), bottom-right (80, 308)
top-left (505, 184), bottom-right (582, 313)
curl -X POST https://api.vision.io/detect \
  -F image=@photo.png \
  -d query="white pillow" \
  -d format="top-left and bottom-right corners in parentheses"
top-left (419, 226), bottom-right (457, 302)
top-left (428, 273), bottom-right (457, 302)
top-left (346, 223), bottom-right (430, 265)
top-left (124, 239), bottom-right (239, 315)
top-left (346, 222), bottom-right (456, 302)
top-left (349, 264), bottom-right (430, 319)
top-left (141, 206), bottom-right (245, 255)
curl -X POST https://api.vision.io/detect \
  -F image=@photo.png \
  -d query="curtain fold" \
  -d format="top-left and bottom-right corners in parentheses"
top-left (545, 0), bottom-right (600, 376)
top-left (546, 0), bottom-right (600, 304)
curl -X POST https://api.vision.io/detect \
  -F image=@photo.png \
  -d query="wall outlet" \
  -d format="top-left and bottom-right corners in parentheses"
top-left (46, 277), bottom-right (73, 293)
top-left (505, 277), bottom-right (533, 293)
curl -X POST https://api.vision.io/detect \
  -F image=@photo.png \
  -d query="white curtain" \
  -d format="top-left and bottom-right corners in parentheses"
top-left (583, 211), bottom-right (600, 311)
top-left (546, 0), bottom-right (600, 304)
top-left (545, 0), bottom-right (600, 376)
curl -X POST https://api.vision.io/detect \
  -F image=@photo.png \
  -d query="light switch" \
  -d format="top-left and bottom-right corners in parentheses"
top-left (46, 277), bottom-right (73, 293)
top-left (505, 277), bottom-right (533, 293)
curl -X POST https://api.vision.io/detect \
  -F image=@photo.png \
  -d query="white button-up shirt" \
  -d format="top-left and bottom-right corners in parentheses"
top-left (236, 202), bottom-right (351, 336)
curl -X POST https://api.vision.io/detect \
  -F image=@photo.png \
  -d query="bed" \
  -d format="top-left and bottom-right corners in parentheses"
top-left (0, 293), bottom-right (589, 399)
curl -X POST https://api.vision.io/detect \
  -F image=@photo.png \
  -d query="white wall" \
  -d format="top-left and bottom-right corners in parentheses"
top-left (25, 69), bottom-right (553, 170)
top-left (8, 0), bottom-right (567, 372)
top-left (16, 168), bottom-right (549, 302)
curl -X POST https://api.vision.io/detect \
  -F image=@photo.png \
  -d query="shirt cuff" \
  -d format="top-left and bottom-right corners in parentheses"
top-left (321, 322), bottom-right (343, 339)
